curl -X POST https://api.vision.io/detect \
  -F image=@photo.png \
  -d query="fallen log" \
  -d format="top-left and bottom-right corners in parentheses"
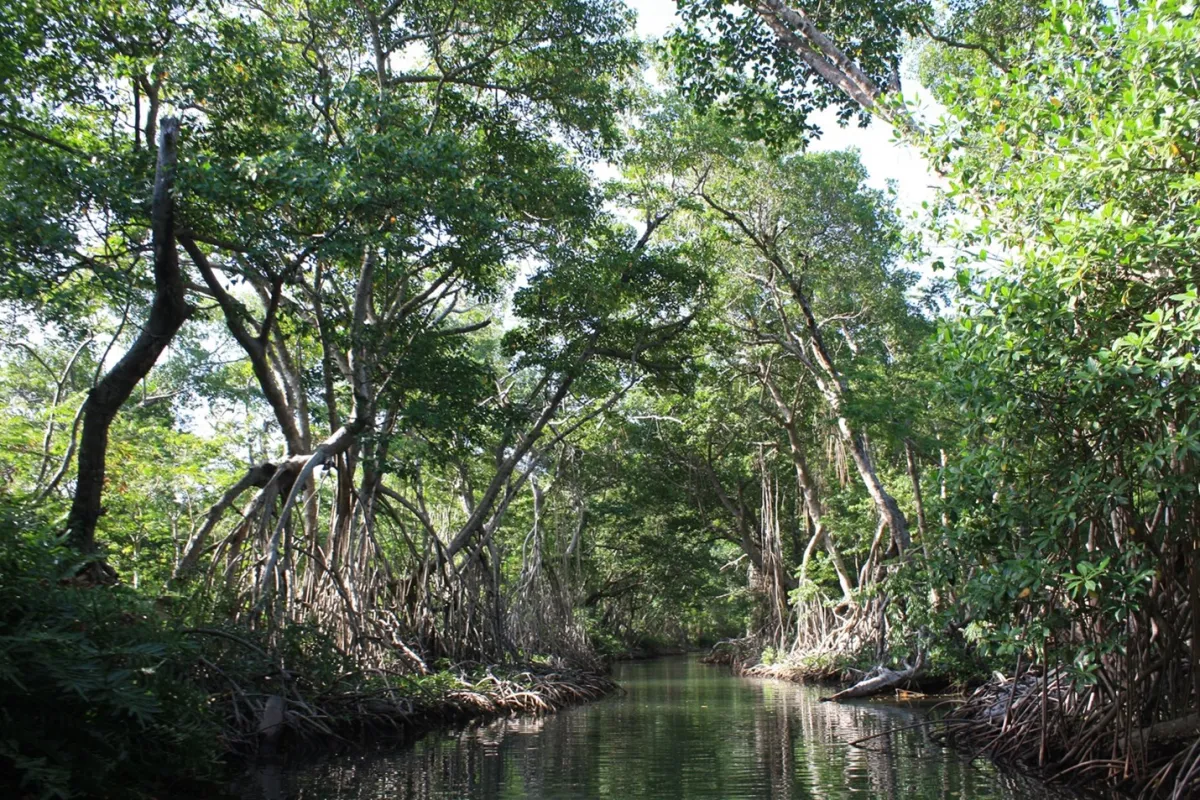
top-left (821, 653), bottom-right (924, 702)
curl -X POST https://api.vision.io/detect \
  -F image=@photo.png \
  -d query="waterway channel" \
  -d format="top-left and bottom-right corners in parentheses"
top-left (235, 656), bottom-right (1118, 799)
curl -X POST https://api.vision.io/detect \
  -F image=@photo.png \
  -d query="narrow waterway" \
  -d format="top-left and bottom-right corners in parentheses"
top-left (238, 657), bottom-right (1115, 799)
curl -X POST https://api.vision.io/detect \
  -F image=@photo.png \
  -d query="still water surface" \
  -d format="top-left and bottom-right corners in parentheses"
top-left (240, 657), bottom-right (1112, 799)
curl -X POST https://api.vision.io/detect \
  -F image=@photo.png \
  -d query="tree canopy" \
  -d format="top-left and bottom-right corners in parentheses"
top-left (3, 0), bottom-right (1200, 797)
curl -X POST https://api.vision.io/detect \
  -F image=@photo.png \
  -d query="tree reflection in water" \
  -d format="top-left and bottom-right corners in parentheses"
top-left (237, 657), bottom-right (1122, 800)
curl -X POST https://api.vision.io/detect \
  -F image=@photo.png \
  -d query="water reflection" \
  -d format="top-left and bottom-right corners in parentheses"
top-left (237, 657), bottom-right (1116, 800)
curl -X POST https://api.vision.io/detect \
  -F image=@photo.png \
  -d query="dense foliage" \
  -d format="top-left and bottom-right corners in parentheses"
top-left (923, 0), bottom-right (1200, 774)
top-left (3, 0), bottom-right (1200, 796)
top-left (0, 512), bottom-right (220, 798)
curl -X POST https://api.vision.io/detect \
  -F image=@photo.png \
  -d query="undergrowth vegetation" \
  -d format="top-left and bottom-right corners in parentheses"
top-left (3, 0), bottom-right (1200, 797)
top-left (0, 511), bottom-right (220, 798)
top-left (1, 511), bottom-right (616, 799)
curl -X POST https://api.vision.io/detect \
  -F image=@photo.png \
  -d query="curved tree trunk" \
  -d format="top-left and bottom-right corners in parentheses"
top-left (758, 366), bottom-right (855, 599)
top-left (66, 118), bottom-right (190, 555)
top-left (703, 194), bottom-right (914, 560)
top-left (841, 423), bottom-right (912, 554)
top-left (777, 261), bottom-right (913, 556)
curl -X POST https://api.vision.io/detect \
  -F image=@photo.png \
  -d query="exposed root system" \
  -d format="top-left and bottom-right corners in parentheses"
top-left (701, 636), bottom-right (761, 668)
top-left (214, 662), bottom-right (615, 757)
top-left (931, 668), bottom-right (1200, 800)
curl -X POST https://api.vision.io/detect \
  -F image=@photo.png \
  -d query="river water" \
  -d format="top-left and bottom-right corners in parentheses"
top-left (237, 656), bottom-right (1113, 799)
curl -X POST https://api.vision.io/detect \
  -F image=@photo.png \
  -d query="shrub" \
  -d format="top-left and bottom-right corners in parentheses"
top-left (0, 507), bottom-right (221, 799)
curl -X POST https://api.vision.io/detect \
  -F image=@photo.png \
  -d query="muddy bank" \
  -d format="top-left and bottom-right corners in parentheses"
top-left (227, 663), bottom-right (616, 761)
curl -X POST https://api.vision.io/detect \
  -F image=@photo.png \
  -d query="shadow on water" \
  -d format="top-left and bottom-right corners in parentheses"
top-left (233, 656), bottom-right (1122, 800)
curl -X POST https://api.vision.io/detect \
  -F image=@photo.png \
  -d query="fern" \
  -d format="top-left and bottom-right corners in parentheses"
top-left (0, 509), bottom-right (221, 798)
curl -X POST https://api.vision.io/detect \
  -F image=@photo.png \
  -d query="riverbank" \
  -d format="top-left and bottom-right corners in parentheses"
top-left (0, 530), bottom-right (617, 800)
top-left (604, 644), bottom-right (692, 662)
top-left (230, 655), bottom-right (1080, 800)
top-left (930, 669), bottom-right (1200, 799)
top-left (725, 648), bottom-right (1199, 799)
top-left (226, 661), bottom-right (617, 758)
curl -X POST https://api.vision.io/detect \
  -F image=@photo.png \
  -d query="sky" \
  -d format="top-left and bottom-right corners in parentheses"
top-left (623, 0), bottom-right (943, 217)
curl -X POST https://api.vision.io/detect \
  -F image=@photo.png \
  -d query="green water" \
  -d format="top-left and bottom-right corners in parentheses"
top-left (238, 657), bottom-right (1112, 799)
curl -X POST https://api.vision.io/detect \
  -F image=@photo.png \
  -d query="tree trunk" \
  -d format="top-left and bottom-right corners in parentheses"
top-left (773, 260), bottom-right (913, 555)
top-left (839, 416), bottom-right (911, 555)
top-left (66, 117), bottom-right (190, 554)
top-left (750, 0), bottom-right (885, 115)
top-left (905, 440), bottom-right (928, 539)
top-left (821, 652), bottom-right (924, 701)
top-left (173, 462), bottom-right (277, 579)
top-left (745, 0), bottom-right (920, 133)
top-left (759, 369), bottom-right (855, 600)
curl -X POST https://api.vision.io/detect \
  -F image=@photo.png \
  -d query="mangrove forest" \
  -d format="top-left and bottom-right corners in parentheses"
top-left (2, 0), bottom-right (1199, 797)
